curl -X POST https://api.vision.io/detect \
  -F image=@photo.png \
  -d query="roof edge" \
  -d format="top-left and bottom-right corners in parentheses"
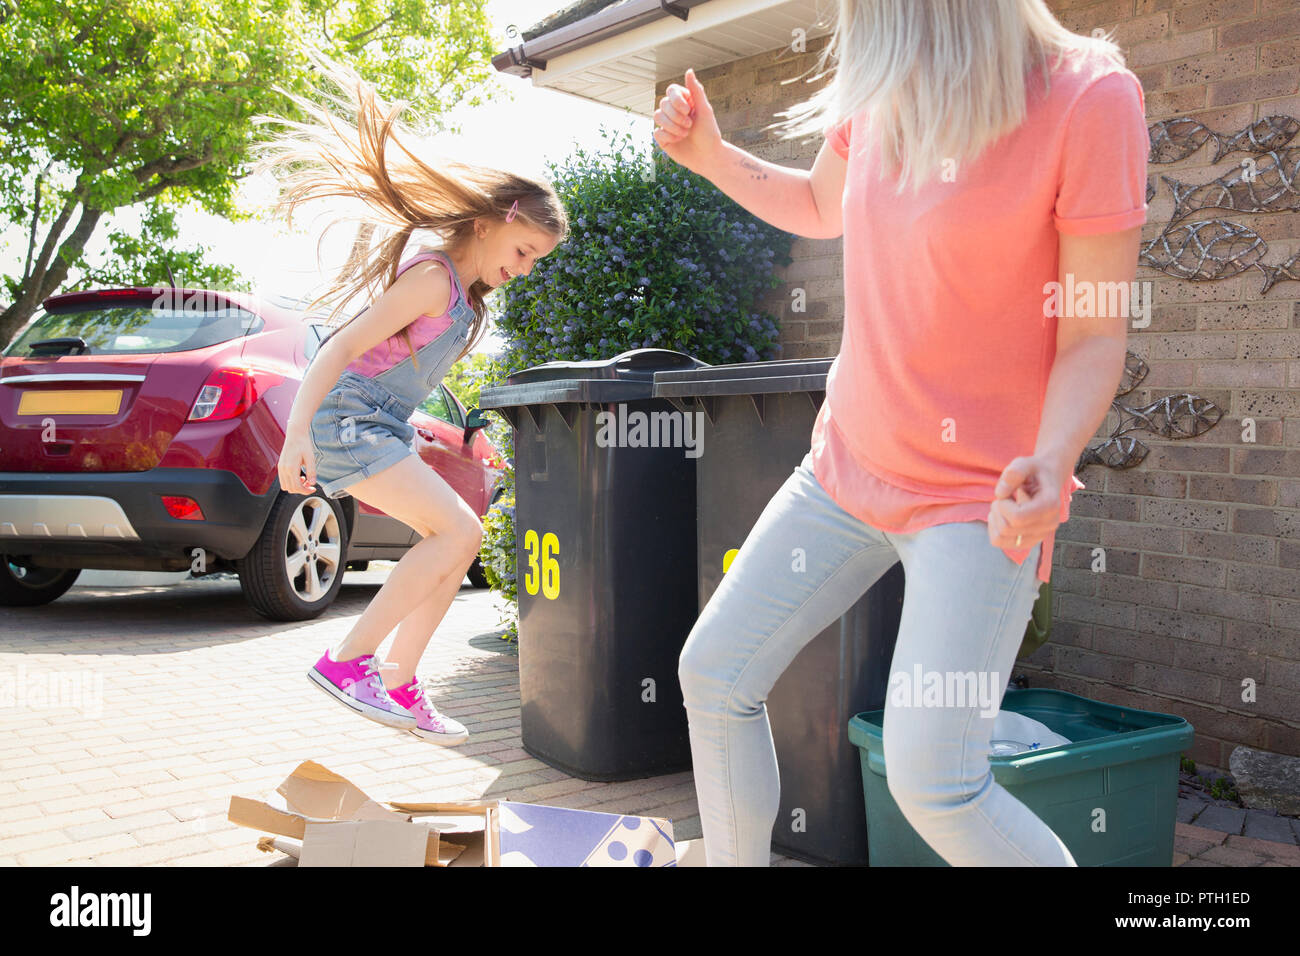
top-left (492, 0), bottom-right (715, 78)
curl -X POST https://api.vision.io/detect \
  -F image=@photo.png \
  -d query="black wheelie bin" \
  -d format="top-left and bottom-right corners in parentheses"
top-left (478, 348), bottom-right (709, 781)
top-left (654, 357), bottom-right (906, 866)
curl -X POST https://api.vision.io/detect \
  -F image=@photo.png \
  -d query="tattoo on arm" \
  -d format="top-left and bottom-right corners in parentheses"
top-left (740, 158), bottom-right (769, 181)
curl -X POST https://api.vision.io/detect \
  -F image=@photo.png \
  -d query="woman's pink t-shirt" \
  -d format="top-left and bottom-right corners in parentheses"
top-left (344, 250), bottom-right (461, 379)
top-left (815, 47), bottom-right (1149, 583)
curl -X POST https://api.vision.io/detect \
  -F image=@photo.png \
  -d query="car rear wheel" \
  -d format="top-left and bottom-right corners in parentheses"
top-left (0, 557), bottom-right (81, 606)
top-left (236, 492), bottom-right (348, 621)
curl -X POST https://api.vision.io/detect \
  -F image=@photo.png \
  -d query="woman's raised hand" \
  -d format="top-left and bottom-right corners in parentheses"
top-left (653, 68), bottom-right (723, 176)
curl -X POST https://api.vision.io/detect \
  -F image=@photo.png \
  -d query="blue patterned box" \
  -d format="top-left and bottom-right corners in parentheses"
top-left (497, 801), bottom-right (676, 867)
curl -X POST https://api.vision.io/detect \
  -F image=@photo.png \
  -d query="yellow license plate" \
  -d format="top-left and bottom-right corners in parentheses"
top-left (17, 389), bottom-right (123, 415)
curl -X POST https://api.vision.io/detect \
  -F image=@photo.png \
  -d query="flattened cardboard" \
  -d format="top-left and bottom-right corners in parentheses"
top-left (674, 838), bottom-right (706, 867)
top-left (300, 820), bottom-right (429, 867)
top-left (230, 762), bottom-right (678, 867)
top-left (275, 760), bottom-right (406, 824)
top-left (257, 831), bottom-right (700, 867)
top-left (444, 832), bottom-right (486, 867)
top-left (390, 803), bottom-right (499, 867)
top-left (227, 761), bottom-right (453, 866)
top-left (256, 835), bottom-right (301, 859)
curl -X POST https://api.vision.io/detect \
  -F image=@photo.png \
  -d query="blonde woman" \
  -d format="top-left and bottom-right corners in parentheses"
top-left (657, 0), bottom-right (1147, 865)
top-left (254, 53), bottom-right (565, 744)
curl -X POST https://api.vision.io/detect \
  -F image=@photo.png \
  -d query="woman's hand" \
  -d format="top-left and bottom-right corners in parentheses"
top-left (279, 432), bottom-right (318, 496)
top-left (653, 68), bottom-right (724, 176)
top-left (987, 455), bottom-right (1066, 552)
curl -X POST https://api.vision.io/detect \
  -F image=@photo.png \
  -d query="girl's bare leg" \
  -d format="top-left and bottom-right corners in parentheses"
top-left (328, 455), bottom-right (483, 666)
top-left (380, 550), bottom-right (468, 686)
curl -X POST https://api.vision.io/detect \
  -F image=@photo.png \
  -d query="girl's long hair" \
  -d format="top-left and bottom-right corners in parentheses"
top-left (249, 48), bottom-right (568, 370)
top-left (773, 0), bottom-right (1127, 194)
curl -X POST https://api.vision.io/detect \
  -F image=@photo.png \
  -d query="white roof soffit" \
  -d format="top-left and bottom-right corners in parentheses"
top-left (496, 0), bottom-right (837, 117)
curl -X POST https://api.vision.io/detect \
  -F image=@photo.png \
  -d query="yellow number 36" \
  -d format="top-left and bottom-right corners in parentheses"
top-left (522, 529), bottom-right (560, 599)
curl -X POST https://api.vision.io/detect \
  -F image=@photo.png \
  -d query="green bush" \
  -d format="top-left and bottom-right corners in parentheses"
top-left (443, 351), bottom-right (494, 410)
top-left (442, 350), bottom-right (513, 460)
top-left (472, 125), bottom-right (796, 641)
top-left (445, 352), bottom-right (517, 642)
top-left (478, 461), bottom-right (518, 641)
top-left (494, 125), bottom-right (794, 369)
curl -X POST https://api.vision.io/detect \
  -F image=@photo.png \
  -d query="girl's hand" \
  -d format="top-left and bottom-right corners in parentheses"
top-left (279, 433), bottom-right (318, 496)
top-left (987, 455), bottom-right (1066, 552)
top-left (654, 68), bottom-right (724, 176)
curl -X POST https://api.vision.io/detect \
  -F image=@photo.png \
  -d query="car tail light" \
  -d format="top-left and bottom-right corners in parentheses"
top-left (162, 495), bottom-right (205, 520)
top-left (187, 366), bottom-right (283, 422)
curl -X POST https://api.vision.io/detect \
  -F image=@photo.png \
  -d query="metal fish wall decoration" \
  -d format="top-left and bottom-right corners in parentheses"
top-left (1164, 147), bottom-right (1300, 223)
top-left (1139, 219), bottom-right (1268, 281)
top-left (1148, 116), bottom-right (1214, 163)
top-left (1082, 113), bottom-right (1293, 472)
top-left (1213, 115), bottom-right (1300, 162)
top-left (1117, 351), bottom-right (1148, 397)
top-left (1255, 248), bottom-right (1300, 296)
top-left (1147, 115), bottom-right (1300, 164)
top-left (1079, 435), bottom-right (1150, 470)
top-left (1112, 394), bottom-right (1222, 440)
top-left (1077, 373), bottom-right (1223, 471)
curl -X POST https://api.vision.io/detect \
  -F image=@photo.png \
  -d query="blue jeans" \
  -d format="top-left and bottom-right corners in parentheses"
top-left (677, 452), bottom-right (1076, 866)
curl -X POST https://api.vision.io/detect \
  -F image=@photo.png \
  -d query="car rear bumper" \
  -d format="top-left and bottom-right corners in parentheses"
top-left (0, 468), bottom-right (278, 567)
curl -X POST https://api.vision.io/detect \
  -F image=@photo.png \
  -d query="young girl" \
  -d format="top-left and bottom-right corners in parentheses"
top-left (252, 53), bottom-right (567, 744)
top-left (655, 0), bottom-right (1146, 864)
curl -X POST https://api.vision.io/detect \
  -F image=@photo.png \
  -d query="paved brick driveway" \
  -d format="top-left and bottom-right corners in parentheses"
top-left (2, 566), bottom-right (1294, 867)
top-left (0, 566), bottom-right (726, 867)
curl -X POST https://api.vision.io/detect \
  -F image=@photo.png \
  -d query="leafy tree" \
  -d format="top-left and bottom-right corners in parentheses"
top-left (0, 0), bottom-right (502, 346)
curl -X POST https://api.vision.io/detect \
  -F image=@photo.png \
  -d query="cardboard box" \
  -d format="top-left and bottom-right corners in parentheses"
top-left (674, 838), bottom-right (706, 867)
top-left (227, 760), bottom-right (494, 866)
top-left (228, 761), bottom-right (679, 867)
top-left (493, 801), bottom-right (675, 866)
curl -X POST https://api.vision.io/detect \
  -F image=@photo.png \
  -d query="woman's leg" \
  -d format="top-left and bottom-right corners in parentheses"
top-left (678, 453), bottom-right (901, 866)
top-left (881, 520), bottom-right (1075, 866)
top-left (329, 455), bottom-right (482, 666)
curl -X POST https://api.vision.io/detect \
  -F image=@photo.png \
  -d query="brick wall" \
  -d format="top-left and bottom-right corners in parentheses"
top-left (659, 0), bottom-right (1300, 772)
top-left (669, 34), bottom-right (845, 355)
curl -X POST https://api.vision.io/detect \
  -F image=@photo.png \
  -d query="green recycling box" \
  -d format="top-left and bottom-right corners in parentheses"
top-left (847, 686), bottom-right (1194, 866)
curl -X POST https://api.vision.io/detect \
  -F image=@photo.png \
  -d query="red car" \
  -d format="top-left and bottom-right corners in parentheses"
top-left (0, 284), bottom-right (506, 620)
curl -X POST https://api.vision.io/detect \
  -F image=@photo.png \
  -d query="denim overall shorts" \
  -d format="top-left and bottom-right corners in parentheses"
top-left (308, 254), bottom-right (474, 499)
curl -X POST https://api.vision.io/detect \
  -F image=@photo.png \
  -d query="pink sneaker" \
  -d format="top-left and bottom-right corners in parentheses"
top-left (387, 677), bottom-right (469, 745)
top-left (307, 649), bottom-right (418, 730)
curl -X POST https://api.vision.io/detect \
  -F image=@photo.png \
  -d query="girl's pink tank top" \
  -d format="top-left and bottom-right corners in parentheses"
top-left (343, 250), bottom-right (462, 379)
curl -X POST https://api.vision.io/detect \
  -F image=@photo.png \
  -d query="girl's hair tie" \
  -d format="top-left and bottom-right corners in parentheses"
top-left (505, 199), bottom-right (519, 223)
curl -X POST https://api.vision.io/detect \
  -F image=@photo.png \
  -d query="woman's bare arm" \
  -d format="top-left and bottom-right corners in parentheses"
top-left (701, 139), bottom-right (847, 240)
top-left (1033, 226), bottom-right (1142, 477)
top-left (989, 226), bottom-right (1140, 547)
top-left (654, 69), bottom-right (847, 239)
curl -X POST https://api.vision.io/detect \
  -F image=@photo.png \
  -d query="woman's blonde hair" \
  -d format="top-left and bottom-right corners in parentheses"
top-left (249, 48), bottom-right (568, 369)
top-left (774, 0), bottom-right (1127, 194)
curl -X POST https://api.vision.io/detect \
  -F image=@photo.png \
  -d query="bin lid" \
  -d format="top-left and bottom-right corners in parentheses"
top-left (479, 348), bottom-right (709, 409)
top-left (652, 357), bottom-right (833, 398)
